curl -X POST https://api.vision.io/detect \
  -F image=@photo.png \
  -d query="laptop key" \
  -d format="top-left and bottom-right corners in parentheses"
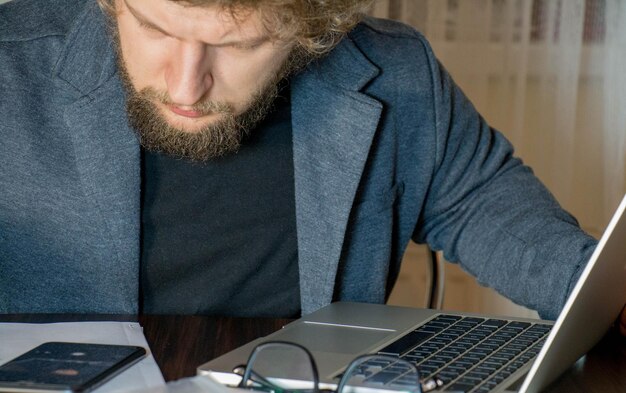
top-left (378, 330), bottom-right (432, 356)
top-left (527, 324), bottom-right (552, 333)
top-left (496, 331), bottom-right (518, 340)
top-left (466, 370), bottom-right (491, 380)
top-left (432, 354), bottom-right (454, 363)
top-left (445, 381), bottom-right (477, 392)
top-left (483, 319), bottom-right (507, 328)
top-left (416, 327), bottom-right (441, 335)
top-left (475, 364), bottom-right (496, 373)
top-left (421, 343), bottom-right (444, 352)
top-left (436, 372), bottom-right (458, 384)
top-left (403, 354), bottom-right (427, 363)
top-left (423, 321), bottom-right (450, 330)
top-left (511, 338), bottom-right (535, 346)
top-left (506, 343), bottom-right (527, 352)
top-left (449, 360), bottom-right (473, 370)
top-left (493, 372), bottom-right (510, 382)
top-left (482, 380), bottom-right (499, 389)
top-left (507, 321), bottom-right (531, 330)
top-left (422, 359), bottom-right (446, 369)
top-left (439, 333), bottom-right (461, 341)
top-left (459, 354), bottom-right (482, 363)
top-left (443, 365), bottom-right (468, 374)
top-left (464, 317), bottom-right (485, 324)
top-left (434, 315), bottom-right (463, 323)
top-left (469, 346), bottom-right (493, 356)
top-left (483, 358), bottom-right (506, 368)
top-left (417, 366), bottom-right (437, 377)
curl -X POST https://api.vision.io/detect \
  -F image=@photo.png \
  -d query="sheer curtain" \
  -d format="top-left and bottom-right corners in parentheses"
top-left (370, 0), bottom-right (626, 236)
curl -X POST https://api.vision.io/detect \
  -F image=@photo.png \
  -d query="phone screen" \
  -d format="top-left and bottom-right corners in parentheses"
top-left (0, 342), bottom-right (146, 393)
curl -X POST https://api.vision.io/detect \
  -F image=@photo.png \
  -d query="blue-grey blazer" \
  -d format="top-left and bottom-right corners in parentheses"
top-left (0, 0), bottom-right (596, 318)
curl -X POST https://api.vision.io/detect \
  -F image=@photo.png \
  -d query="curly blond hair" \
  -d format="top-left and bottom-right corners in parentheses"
top-left (97, 0), bottom-right (373, 56)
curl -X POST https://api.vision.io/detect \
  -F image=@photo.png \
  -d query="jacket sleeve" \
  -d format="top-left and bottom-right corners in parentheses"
top-left (410, 35), bottom-right (597, 320)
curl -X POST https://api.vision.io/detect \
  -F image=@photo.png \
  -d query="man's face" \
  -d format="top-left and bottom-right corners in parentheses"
top-left (114, 0), bottom-right (298, 160)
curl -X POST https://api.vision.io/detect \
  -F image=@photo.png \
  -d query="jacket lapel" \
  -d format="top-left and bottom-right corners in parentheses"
top-left (55, 1), bottom-right (141, 302)
top-left (292, 39), bottom-right (382, 315)
top-left (63, 82), bottom-right (141, 286)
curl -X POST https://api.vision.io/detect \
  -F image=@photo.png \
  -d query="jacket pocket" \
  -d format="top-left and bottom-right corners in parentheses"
top-left (352, 182), bottom-right (405, 215)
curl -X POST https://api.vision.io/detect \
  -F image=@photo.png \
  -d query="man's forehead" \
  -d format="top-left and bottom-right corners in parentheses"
top-left (121, 0), bottom-right (267, 43)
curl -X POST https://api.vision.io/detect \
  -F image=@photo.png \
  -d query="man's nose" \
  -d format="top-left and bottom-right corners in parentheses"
top-left (165, 42), bottom-right (213, 106)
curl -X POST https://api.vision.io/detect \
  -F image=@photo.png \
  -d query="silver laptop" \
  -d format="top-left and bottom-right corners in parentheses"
top-left (199, 194), bottom-right (626, 393)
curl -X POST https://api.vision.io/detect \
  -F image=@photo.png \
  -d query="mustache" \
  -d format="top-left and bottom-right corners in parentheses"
top-left (137, 87), bottom-right (234, 116)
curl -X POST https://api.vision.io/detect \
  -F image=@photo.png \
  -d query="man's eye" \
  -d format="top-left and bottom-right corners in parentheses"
top-left (231, 44), bottom-right (253, 50)
top-left (231, 42), bottom-right (262, 51)
top-left (138, 20), bottom-right (165, 36)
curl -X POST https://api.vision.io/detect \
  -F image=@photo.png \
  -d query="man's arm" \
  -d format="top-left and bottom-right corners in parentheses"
top-left (410, 34), bottom-right (598, 320)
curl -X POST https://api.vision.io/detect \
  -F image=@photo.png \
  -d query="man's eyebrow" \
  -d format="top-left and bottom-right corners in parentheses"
top-left (124, 0), bottom-right (171, 36)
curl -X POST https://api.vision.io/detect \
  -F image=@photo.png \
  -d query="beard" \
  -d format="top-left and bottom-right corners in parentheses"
top-left (114, 37), bottom-right (309, 162)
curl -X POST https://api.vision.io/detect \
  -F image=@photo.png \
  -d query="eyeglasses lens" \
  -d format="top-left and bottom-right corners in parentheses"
top-left (244, 343), bottom-right (317, 392)
top-left (338, 356), bottom-right (422, 393)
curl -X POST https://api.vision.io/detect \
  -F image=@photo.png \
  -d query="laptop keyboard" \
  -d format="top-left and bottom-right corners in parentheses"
top-left (374, 314), bottom-right (552, 392)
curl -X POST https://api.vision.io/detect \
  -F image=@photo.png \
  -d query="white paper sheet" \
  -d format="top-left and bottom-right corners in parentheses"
top-left (0, 321), bottom-right (165, 392)
top-left (124, 375), bottom-right (246, 393)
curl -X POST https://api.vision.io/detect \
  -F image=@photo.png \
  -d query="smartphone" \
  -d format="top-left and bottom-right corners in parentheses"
top-left (0, 342), bottom-right (147, 393)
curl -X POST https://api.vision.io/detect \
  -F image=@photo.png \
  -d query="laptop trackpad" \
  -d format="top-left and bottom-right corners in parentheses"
top-left (277, 322), bottom-right (394, 354)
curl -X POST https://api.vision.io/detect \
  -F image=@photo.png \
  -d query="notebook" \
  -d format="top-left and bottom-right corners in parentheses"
top-left (199, 194), bottom-right (626, 393)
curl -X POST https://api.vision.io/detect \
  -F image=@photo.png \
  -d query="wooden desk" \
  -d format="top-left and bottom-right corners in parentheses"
top-left (137, 315), bottom-right (291, 381)
top-left (2, 315), bottom-right (625, 392)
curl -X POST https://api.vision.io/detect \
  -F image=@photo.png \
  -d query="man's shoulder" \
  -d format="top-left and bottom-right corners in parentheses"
top-left (351, 17), bottom-right (430, 50)
top-left (359, 17), bottom-right (424, 39)
top-left (0, 0), bottom-right (88, 42)
top-left (347, 17), bottom-right (435, 69)
top-left (302, 17), bottom-right (439, 94)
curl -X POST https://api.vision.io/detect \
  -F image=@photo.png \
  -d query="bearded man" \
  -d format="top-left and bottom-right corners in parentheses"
top-left (0, 0), bottom-right (623, 331)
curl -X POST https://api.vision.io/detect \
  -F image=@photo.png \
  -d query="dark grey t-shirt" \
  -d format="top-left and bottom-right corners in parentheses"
top-left (140, 92), bottom-right (300, 317)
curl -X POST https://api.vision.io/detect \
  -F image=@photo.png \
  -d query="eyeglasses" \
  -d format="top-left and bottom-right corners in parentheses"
top-left (236, 341), bottom-right (444, 393)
